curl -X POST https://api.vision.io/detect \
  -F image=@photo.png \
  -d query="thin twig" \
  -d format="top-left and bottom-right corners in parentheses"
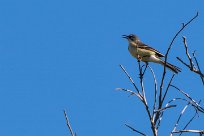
top-left (162, 74), bottom-right (175, 105)
top-left (63, 110), bottom-right (75, 136)
top-left (177, 57), bottom-right (192, 69)
top-left (154, 105), bottom-right (176, 113)
top-left (173, 129), bottom-right (204, 134)
top-left (179, 105), bottom-right (199, 136)
top-left (182, 36), bottom-right (194, 69)
top-left (119, 64), bottom-right (141, 94)
top-left (177, 36), bottom-right (204, 85)
top-left (148, 66), bottom-right (158, 117)
top-left (157, 98), bottom-right (190, 129)
top-left (125, 124), bottom-right (146, 136)
top-left (193, 51), bottom-right (204, 85)
top-left (170, 85), bottom-right (204, 113)
top-left (116, 88), bottom-right (143, 100)
top-left (170, 103), bottom-right (190, 136)
top-left (142, 63), bottom-right (148, 76)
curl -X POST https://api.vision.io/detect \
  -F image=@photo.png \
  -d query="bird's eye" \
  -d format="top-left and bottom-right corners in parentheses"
top-left (129, 36), bottom-right (134, 41)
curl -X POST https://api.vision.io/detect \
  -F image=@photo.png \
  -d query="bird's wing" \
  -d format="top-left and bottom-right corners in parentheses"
top-left (138, 43), bottom-right (165, 57)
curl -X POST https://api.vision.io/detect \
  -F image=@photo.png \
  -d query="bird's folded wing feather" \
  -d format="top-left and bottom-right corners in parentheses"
top-left (138, 43), bottom-right (165, 57)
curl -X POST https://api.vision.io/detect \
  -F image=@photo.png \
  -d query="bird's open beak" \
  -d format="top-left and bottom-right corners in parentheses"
top-left (122, 35), bottom-right (128, 39)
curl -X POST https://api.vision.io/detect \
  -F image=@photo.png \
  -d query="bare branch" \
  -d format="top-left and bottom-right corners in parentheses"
top-left (63, 110), bottom-right (75, 136)
top-left (155, 74), bottom-right (175, 126)
top-left (137, 62), bottom-right (158, 136)
top-left (170, 85), bottom-right (204, 113)
top-left (177, 57), bottom-right (191, 68)
top-left (179, 105), bottom-right (199, 136)
top-left (182, 36), bottom-right (194, 69)
top-left (164, 11), bottom-right (198, 62)
top-left (125, 124), bottom-right (147, 136)
top-left (141, 99), bottom-right (157, 136)
top-left (157, 98), bottom-right (191, 129)
top-left (172, 129), bottom-right (204, 134)
top-left (162, 74), bottom-right (175, 105)
top-left (193, 51), bottom-right (204, 85)
top-left (170, 103), bottom-right (190, 136)
top-left (119, 64), bottom-right (141, 94)
top-left (177, 36), bottom-right (204, 85)
top-left (142, 63), bottom-right (148, 77)
top-left (160, 12), bottom-right (199, 109)
top-left (154, 105), bottom-right (176, 113)
top-left (115, 88), bottom-right (143, 100)
top-left (147, 66), bottom-right (158, 117)
top-left (119, 64), bottom-right (157, 136)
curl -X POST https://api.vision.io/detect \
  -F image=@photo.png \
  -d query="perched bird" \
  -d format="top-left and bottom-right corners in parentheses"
top-left (122, 34), bottom-right (181, 73)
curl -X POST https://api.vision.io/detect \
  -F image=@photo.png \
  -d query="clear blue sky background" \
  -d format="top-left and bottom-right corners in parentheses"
top-left (0, 0), bottom-right (204, 136)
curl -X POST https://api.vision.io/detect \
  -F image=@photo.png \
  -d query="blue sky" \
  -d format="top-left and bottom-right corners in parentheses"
top-left (0, 0), bottom-right (204, 136)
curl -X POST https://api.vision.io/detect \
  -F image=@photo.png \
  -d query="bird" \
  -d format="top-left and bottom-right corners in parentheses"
top-left (122, 34), bottom-right (181, 73)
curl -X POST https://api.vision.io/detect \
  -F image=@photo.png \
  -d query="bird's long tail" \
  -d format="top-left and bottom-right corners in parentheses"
top-left (159, 60), bottom-right (181, 74)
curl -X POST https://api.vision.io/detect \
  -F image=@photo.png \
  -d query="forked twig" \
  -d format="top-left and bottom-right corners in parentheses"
top-left (177, 36), bottom-right (204, 85)
top-left (179, 104), bottom-right (199, 136)
top-left (119, 64), bottom-right (141, 94)
top-left (155, 75), bottom-right (175, 125)
top-left (170, 85), bottom-right (204, 113)
top-left (119, 64), bottom-right (157, 136)
top-left (170, 103), bottom-right (190, 136)
top-left (156, 97), bottom-right (197, 129)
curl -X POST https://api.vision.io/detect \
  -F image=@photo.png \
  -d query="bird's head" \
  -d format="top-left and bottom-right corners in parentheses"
top-left (122, 34), bottom-right (140, 43)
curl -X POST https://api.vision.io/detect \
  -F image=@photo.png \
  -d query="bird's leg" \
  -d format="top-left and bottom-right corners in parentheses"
top-left (137, 54), bottom-right (142, 61)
